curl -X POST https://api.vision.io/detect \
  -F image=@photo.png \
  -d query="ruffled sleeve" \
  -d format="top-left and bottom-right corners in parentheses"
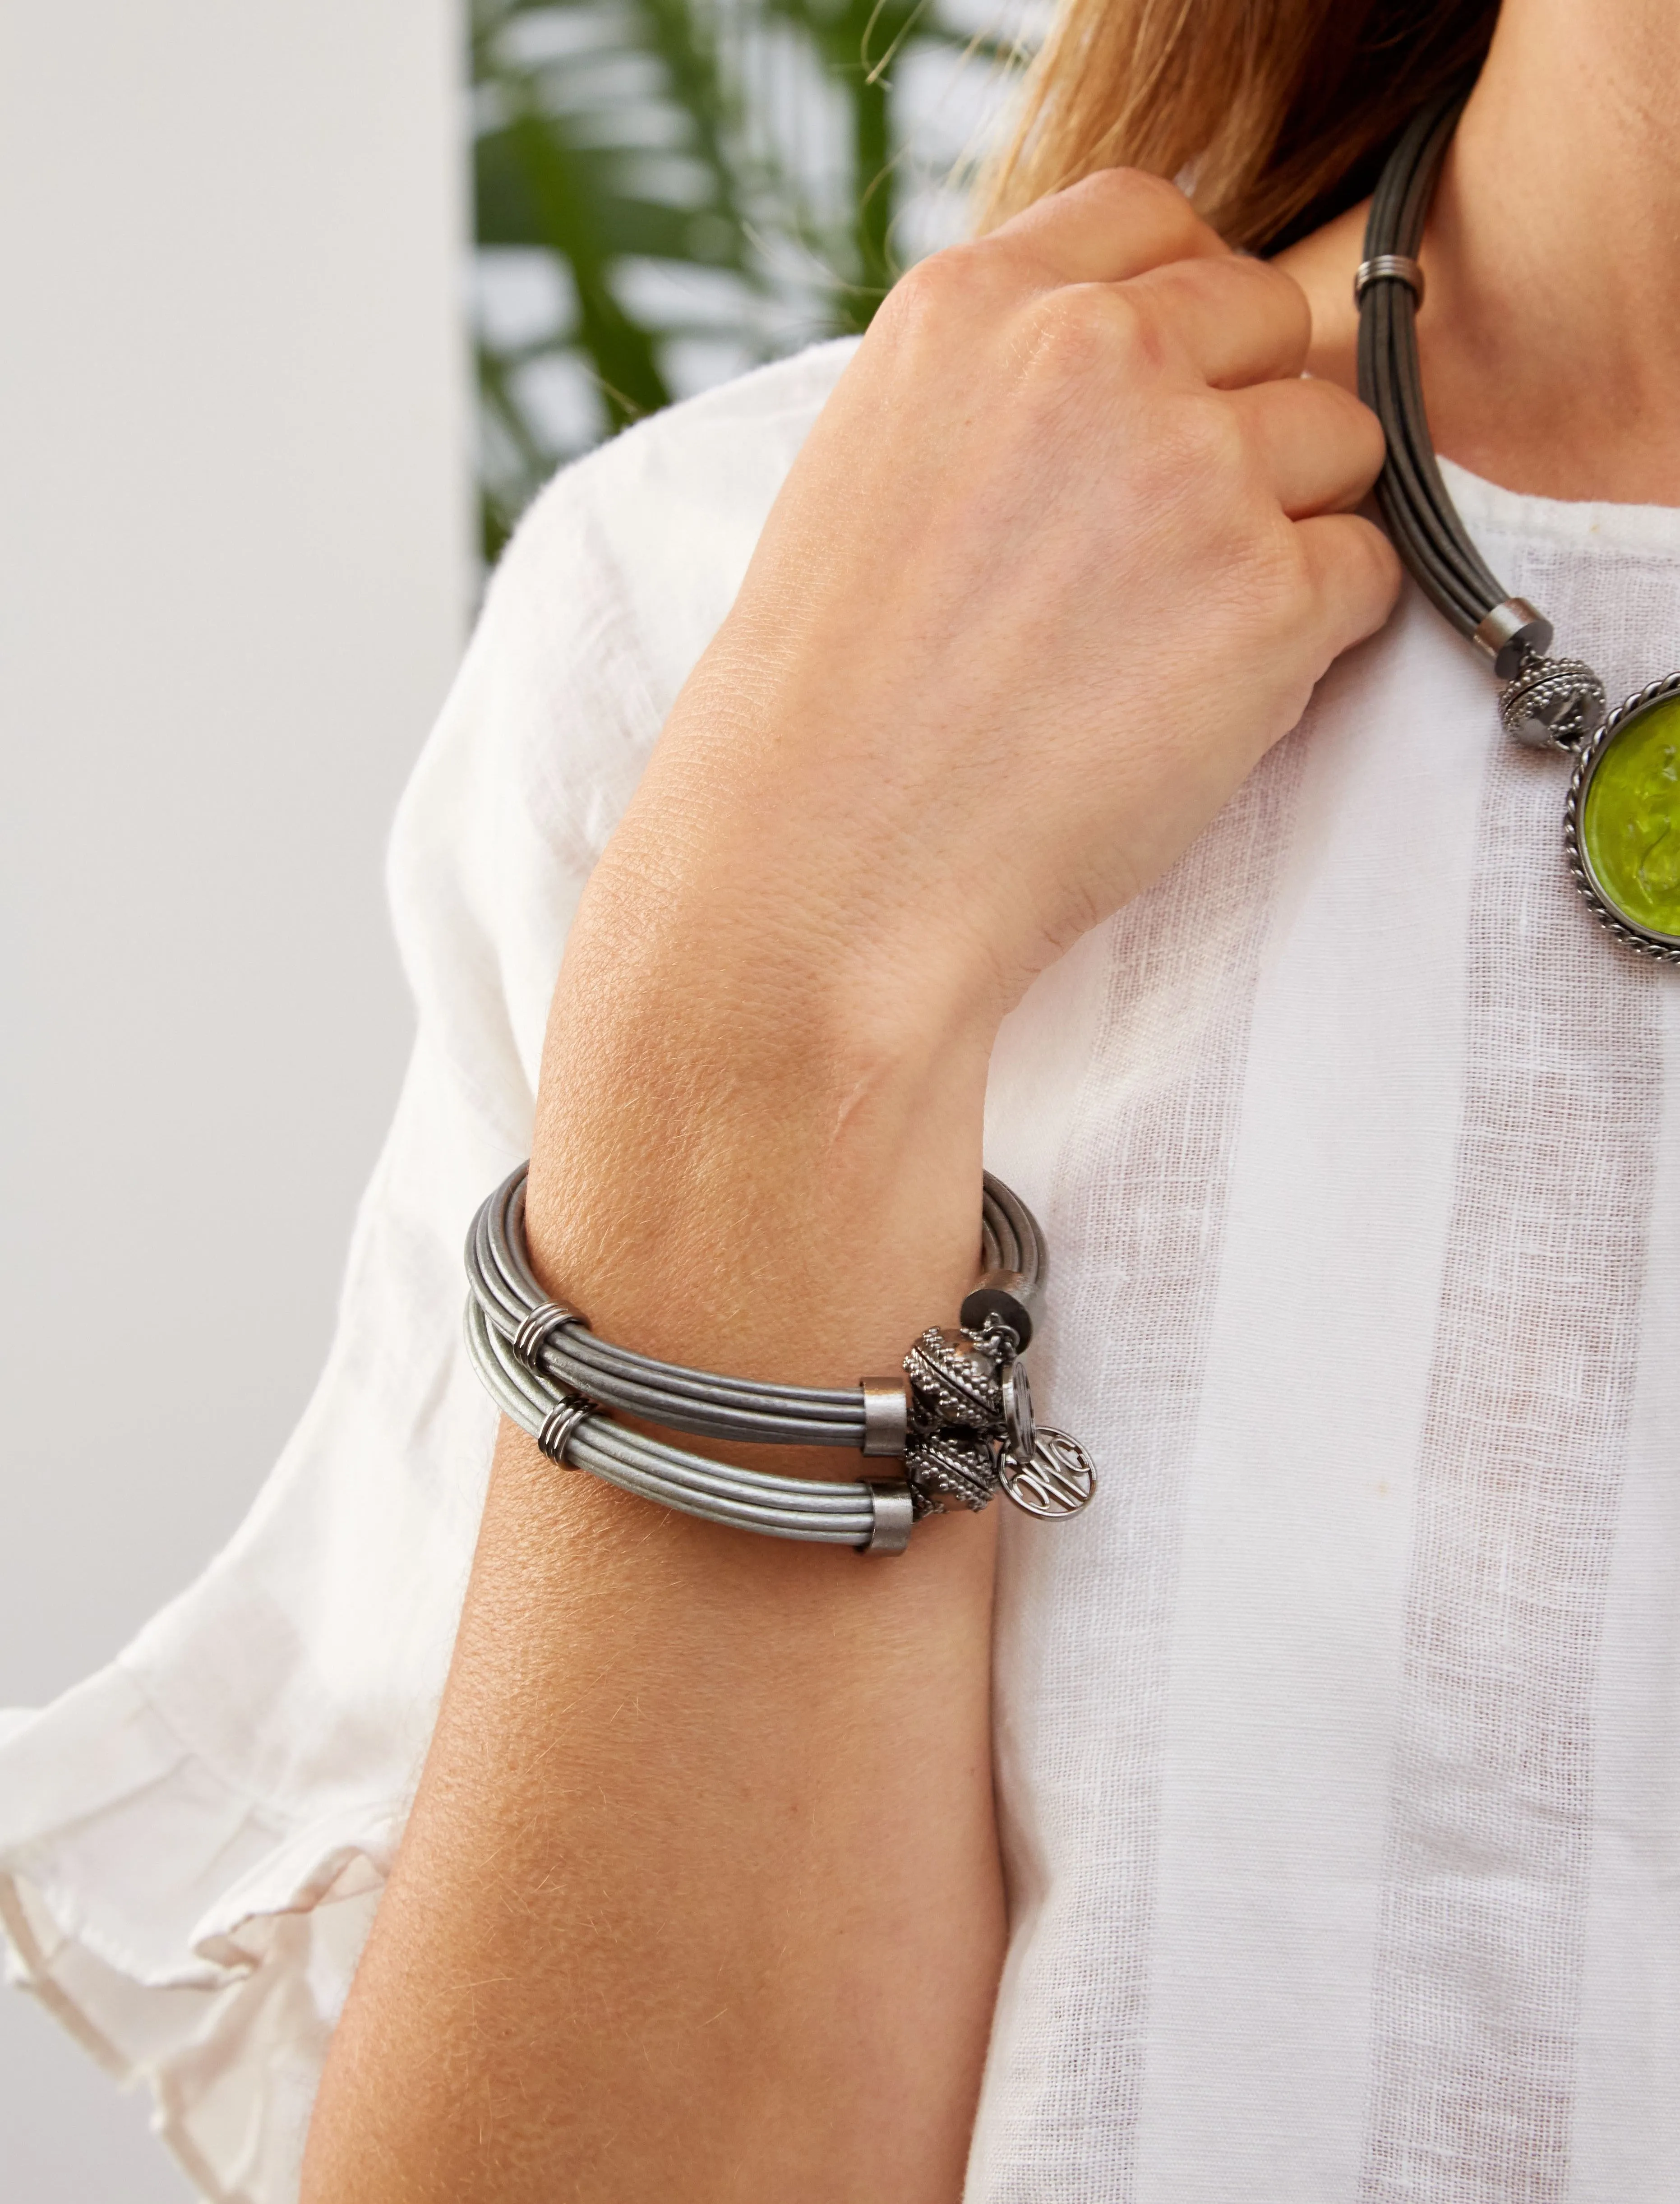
top-left (0, 340), bottom-right (856, 2203)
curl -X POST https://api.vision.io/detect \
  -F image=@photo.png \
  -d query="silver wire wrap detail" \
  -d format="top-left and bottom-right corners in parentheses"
top-left (537, 1397), bottom-right (592, 1464)
top-left (462, 1162), bottom-right (1090, 1551)
top-left (1353, 252), bottom-right (1425, 307)
top-left (514, 1300), bottom-right (585, 1363)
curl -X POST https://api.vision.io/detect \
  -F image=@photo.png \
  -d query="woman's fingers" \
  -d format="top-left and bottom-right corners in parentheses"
top-left (1122, 251), bottom-right (1314, 387)
top-left (988, 176), bottom-right (1325, 402)
top-left (1227, 375), bottom-right (1388, 516)
top-left (1295, 512), bottom-right (1404, 657)
top-left (992, 166), bottom-right (1228, 285)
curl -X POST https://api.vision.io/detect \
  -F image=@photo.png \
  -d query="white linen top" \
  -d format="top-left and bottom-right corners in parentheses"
top-left (5, 337), bottom-right (1680, 2204)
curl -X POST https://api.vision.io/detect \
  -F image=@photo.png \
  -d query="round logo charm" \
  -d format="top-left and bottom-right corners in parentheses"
top-left (999, 1427), bottom-right (1097, 1519)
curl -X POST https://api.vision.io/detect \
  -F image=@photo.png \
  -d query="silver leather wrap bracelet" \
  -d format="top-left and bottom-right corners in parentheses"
top-left (464, 1162), bottom-right (1096, 1554)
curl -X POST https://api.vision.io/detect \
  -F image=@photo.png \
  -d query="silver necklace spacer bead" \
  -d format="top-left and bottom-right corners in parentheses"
top-left (1353, 253), bottom-right (1425, 307)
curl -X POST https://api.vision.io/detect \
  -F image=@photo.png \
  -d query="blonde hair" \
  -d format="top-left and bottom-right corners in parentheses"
top-left (984, 0), bottom-right (1499, 251)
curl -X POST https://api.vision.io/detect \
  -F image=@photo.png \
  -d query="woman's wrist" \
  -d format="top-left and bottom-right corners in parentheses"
top-left (562, 763), bottom-right (1010, 1108)
top-left (523, 853), bottom-right (998, 1398)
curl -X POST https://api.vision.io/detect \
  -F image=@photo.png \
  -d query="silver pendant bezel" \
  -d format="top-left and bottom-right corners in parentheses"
top-left (1565, 669), bottom-right (1680, 964)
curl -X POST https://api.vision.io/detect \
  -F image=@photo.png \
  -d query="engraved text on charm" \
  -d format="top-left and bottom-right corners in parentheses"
top-left (1000, 1428), bottom-right (1097, 1519)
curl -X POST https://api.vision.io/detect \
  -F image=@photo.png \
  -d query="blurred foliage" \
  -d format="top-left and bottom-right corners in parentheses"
top-left (471, 0), bottom-right (1014, 558)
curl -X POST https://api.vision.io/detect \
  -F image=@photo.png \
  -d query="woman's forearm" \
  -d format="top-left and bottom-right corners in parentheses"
top-left (302, 851), bottom-right (1010, 2202)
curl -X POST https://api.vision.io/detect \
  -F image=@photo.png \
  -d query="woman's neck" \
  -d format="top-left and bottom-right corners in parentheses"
top-left (1279, 0), bottom-right (1680, 504)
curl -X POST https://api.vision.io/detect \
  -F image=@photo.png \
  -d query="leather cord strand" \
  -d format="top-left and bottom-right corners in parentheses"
top-left (1355, 85), bottom-right (1514, 640)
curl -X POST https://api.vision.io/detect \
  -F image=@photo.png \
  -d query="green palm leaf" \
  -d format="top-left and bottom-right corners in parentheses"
top-left (472, 0), bottom-right (1017, 559)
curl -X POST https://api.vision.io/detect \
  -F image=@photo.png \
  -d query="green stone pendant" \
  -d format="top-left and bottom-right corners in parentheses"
top-left (1567, 675), bottom-right (1680, 961)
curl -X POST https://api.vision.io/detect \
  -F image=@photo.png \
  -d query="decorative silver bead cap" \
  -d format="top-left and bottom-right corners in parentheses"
top-left (903, 1327), bottom-right (1004, 1515)
top-left (1498, 650), bottom-right (1608, 751)
top-left (905, 1426), bottom-right (1000, 1515)
top-left (905, 1325), bottom-right (1002, 1426)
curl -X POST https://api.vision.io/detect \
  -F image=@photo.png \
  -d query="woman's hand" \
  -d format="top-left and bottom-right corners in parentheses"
top-left (599, 166), bottom-right (1398, 1044)
top-left (304, 172), bottom-right (1398, 2204)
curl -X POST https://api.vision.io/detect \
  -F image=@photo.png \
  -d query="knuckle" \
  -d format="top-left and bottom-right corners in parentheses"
top-left (1313, 378), bottom-right (1387, 472)
top-left (1273, 530), bottom-right (1323, 615)
top-left (892, 243), bottom-right (971, 309)
top-left (997, 163), bottom-right (1216, 276)
top-left (1162, 391), bottom-right (1250, 482)
top-left (1027, 282), bottom-right (1163, 380)
top-left (1061, 165), bottom-right (1194, 223)
top-left (1225, 523), bottom-right (1320, 637)
top-left (1098, 286), bottom-right (1174, 378)
top-left (1146, 251), bottom-right (1310, 369)
top-left (878, 243), bottom-right (994, 337)
top-left (1349, 516), bottom-right (1404, 604)
top-left (1250, 256), bottom-right (1313, 347)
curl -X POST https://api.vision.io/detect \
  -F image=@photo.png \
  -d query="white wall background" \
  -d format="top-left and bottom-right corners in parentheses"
top-left (0, 4), bottom-right (471, 2195)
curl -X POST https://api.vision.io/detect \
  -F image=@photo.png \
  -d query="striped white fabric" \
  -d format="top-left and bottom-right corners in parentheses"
top-left (3, 340), bottom-right (1679, 2201)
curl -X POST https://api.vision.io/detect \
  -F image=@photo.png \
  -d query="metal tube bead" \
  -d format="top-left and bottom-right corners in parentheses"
top-left (1353, 253), bottom-right (1425, 306)
top-left (861, 1482), bottom-right (914, 1555)
top-left (1472, 596), bottom-right (1555, 678)
top-left (859, 1376), bottom-right (910, 1456)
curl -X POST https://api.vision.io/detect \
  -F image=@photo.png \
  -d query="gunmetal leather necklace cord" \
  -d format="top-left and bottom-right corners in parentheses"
top-left (1355, 84), bottom-right (1680, 961)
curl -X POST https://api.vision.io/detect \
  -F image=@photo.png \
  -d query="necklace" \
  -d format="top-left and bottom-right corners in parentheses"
top-left (1357, 88), bottom-right (1680, 962)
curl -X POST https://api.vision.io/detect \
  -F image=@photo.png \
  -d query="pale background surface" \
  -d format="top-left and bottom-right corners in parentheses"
top-left (0, 1), bottom-right (471, 2194)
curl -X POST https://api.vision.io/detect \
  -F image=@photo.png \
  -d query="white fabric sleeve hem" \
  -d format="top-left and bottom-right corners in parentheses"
top-left (1, 1663), bottom-right (403, 2202)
